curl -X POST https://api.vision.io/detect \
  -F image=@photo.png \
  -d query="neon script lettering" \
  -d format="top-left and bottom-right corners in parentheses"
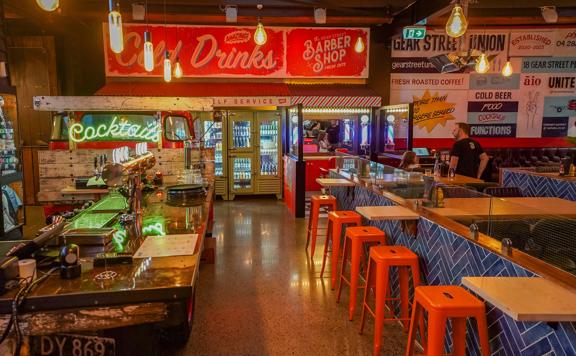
top-left (69, 117), bottom-right (160, 143)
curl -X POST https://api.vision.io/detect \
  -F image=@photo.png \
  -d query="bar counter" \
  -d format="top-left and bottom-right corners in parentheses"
top-left (328, 169), bottom-right (576, 355)
top-left (502, 167), bottom-right (576, 201)
top-left (0, 184), bottom-right (214, 352)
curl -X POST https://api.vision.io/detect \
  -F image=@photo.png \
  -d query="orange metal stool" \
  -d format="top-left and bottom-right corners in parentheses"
top-left (306, 195), bottom-right (337, 258)
top-left (405, 286), bottom-right (490, 356)
top-left (359, 246), bottom-right (421, 356)
top-left (320, 211), bottom-right (363, 290)
top-left (337, 226), bottom-right (387, 321)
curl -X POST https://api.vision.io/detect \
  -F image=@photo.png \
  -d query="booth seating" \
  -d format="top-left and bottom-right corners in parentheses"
top-left (485, 147), bottom-right (576, 182)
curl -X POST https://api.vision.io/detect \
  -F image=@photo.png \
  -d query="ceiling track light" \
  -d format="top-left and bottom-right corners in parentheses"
top-left (314, 8), bottom-right (327, 24)
top-left (540, 6), bottom-right (558, 24)
top-left (225, 5), bottom-right (238, 23)
top-left (445, 0), bottom-right (468, 38)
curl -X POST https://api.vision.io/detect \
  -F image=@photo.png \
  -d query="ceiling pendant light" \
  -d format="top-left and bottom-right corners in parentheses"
top-left (163, 51), bottom-right (172, 82)
top-left (354, 36), bottom-right (365, 53)
top-left (36, 0), bottom-right (59, 12)
top-left (143, 0), bottom-right (154, 72)
top-left (143, 30), bottom-right (154, 72)
top-left (254, 18), bottom-right (267, 46)
top-left (501, 59), bottom-right (513, 77)
top-left (108, 0), bottom-right (124, 54)
top-left (174, 58), bottom-right (183, 78)
top-left (445, 2), bottom-right (468, 38)
top-left (475, 53), bottom-right (490, 74)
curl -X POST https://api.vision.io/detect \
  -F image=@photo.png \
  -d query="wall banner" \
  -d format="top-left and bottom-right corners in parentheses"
top-left (470, 124), bottom-right (517, 137)
top-left (104, 24), bottom-right (369, 78)
top-left (521, 57), bottom-right (576, 73)
top-left (542, 117), bottom-right (569, 137)
top-left (509, 31), bottom-right (555, 57)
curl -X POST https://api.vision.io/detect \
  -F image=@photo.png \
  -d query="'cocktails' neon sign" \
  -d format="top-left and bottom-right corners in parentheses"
top-left (69, 117), bottom-right (160, 143)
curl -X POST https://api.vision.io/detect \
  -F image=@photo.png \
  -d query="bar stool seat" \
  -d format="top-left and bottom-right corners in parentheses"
top-left (406, 285), bottom-right (490, 356)
top-left (337, 226), bottom-right (387, 321)
top-left (320, 211), bottom-right (363, 290)
top-left (306, 195), bottom-right (337, 258)
top-left (359, 246), bottom-right (421, 356)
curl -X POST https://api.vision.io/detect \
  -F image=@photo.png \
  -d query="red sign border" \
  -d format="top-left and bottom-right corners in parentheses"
top-left (103, 23), bottom-right (370, 79)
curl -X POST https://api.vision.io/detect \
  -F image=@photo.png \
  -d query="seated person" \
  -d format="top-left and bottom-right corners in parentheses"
top-left (399, 151), bottom-right (420, 170)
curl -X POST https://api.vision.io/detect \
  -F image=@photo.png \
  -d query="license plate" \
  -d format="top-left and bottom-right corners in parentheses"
top-left (31, 333), bottom-right (115, 356)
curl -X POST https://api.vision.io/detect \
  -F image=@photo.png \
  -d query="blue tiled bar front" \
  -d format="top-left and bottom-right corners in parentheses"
top-left (332, 184), bottom-right (576, 356)
top-left (502, 168), bottom-right (576, 201)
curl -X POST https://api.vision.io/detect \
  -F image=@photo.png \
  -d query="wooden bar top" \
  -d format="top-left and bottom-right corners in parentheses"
top-left (316, 178), bottom-right (356, 187)
top-left (422, 197), bottom-right (576, 219)
top-left (462, 277), bottom-right (576, 322)
top-left (356, 206), bottom-right (419, 221)
top-left (504, 168), bottom-right (576, 183)
top-left (0, 186), bottom-right (214, 314)
top-left (61, 186), bottom-right (109, 194)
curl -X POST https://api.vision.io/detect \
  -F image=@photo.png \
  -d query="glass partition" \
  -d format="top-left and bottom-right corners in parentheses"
top-left (330, 152), bottom-right (576, 276)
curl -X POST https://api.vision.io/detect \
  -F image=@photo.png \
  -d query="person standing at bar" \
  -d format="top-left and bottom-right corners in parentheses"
top-left (325, 120), bottom-right (341, 148)
top-left (449, 122), bottom-right (489, 179)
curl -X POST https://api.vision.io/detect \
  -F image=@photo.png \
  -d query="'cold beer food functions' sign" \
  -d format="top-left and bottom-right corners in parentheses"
top-left (104, 24), bottom-right (369, 78)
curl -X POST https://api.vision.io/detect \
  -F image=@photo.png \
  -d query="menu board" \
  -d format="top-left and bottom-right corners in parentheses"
top-left (390, 28), bottom-right (576, 139)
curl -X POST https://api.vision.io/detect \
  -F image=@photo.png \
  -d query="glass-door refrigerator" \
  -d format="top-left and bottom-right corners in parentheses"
top-left (228, 111), bottom-right (254, 199)
top-left (199, 112), bottom-right (228, 199)
top-left (256, 111), bottom-right (282, 199)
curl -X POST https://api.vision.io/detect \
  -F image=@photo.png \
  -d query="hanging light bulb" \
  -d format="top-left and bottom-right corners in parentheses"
top-left (174, 58), bottom-right (183, 78)
top-left (36, 0), bottom-right (59, 12)
top-left (254, 19), bottom-right (267, 46)
top-left (445, 4), bottom-right (468, 38)
top-left (163, 51), bottom-right (172, 82)
top-left (354, 36), bottom-right (365, 53)
top-left (108, 0), bottom-right (124, 54)
top-left (143, 30), bottom-right (154, 72)
top-left (502, 58), bottom-right (513, 77)
top-left (475, 53), bottom-right (490, 74)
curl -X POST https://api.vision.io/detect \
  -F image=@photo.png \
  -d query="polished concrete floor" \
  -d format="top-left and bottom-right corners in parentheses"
top-left (183, 198), bottom-right (406, 356)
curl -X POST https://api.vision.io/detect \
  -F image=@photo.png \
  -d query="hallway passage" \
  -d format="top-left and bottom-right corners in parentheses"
top-left (183, 199), bottom-right (406, 355)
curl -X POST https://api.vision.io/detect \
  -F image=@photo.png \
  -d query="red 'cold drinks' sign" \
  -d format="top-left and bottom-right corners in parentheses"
top-left (104, 24), bottom-right (369, 78)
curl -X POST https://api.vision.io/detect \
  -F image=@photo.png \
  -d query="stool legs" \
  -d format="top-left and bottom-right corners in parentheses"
top-left (348, 239), bottom-right (363, 320)
top-left (372, 262), bottom-right (389, 356)
top-left (474, 311), bottom-right (491, 356)
top-left (452, 318), bottom-right (467, 356)
top-left (320, 219), bottom-right (332, 278)
top-left (330, 221), bottom-right (343, 290)
top-left (427, 313), bottom-right (447, 356)
top-left (305, 201), bottom-right (316, 250)
top-left (405, 301), bottom-right (422, 356)
top-left (398, 267), bottom-right (410, 331)
top-left (309, 203), bottom-right (320, 257)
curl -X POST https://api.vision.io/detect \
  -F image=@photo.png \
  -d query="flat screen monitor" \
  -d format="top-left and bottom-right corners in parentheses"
top-left (413, 147), bottom-right (430, 156)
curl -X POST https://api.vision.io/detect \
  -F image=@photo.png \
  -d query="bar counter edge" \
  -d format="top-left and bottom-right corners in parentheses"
top-left (329, 170), bottom-right (576, 356)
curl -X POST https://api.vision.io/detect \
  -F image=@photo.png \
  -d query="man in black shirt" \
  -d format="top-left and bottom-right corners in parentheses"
top-left (325, 120), bottom-right (340, 146)
top-left (449, 122), bottom-right (489, 179)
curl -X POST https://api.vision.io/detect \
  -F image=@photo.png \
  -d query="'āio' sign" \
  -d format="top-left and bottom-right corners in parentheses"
top-left (68, 117), bottom-right (161, 143)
